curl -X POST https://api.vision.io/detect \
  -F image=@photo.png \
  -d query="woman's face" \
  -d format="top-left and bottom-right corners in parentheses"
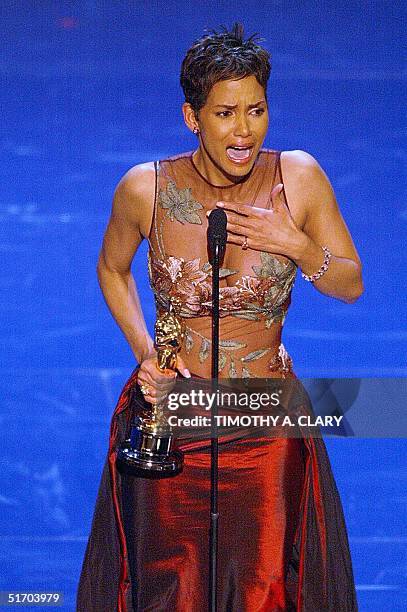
top-left (185, 75), bottom-right (269, 185)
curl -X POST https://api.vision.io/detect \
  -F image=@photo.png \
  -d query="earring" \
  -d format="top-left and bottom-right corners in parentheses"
top-left (193, 127), bottom-right (200, 135)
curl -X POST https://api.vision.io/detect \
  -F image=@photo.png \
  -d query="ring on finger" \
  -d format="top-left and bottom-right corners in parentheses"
top-left (140, 383), bottom-right (151, 396)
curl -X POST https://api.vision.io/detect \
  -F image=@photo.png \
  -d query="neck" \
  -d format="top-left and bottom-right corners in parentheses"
top-left (192, 145), bottom-right (248, 187)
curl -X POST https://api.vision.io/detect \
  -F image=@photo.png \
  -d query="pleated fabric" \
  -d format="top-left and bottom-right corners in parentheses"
top-left (76, 367), bottom-right (358, 611)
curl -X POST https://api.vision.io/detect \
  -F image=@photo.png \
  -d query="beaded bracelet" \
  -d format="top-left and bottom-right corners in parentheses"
top-left (301, 246), bottom-right (332, 282)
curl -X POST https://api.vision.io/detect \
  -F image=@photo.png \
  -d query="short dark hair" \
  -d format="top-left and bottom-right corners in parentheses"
top-left (180, 23), bottom-right (271, 115)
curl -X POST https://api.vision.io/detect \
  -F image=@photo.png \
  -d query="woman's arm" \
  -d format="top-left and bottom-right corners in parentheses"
top-left (216, 150), bottom-right (363, 304)
top-left (97, 162), bottom-right (156, 364)
top-left (281, 150), bottom-right (364, 303)
top-left (97, 162), bottom-right (190, 403)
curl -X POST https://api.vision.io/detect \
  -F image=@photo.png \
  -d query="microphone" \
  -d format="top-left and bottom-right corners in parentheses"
top-left (207, 208), bottom-right (227, 265)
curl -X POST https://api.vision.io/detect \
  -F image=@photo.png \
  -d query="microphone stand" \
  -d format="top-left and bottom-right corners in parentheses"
top-left (207, 208), bottom-right (226, 612)
top-left (209, 240), bottom-right (220, 612)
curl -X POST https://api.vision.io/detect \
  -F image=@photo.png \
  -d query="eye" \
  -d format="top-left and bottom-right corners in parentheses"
top-left (251, 108), bottom-right (265, 116)
top-left (216, 111), bottom-right (233, 117)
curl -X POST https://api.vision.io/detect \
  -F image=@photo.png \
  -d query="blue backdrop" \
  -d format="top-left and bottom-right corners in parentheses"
top-left (0, 2), bottom-right (405, 610)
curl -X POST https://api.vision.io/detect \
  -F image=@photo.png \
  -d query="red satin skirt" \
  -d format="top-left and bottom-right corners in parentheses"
top-left (121, 435), bottom-right (304, 612)
top-left (77, 367), bottom-right (358, 612)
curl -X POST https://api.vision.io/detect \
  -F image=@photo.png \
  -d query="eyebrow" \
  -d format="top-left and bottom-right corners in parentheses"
top-left (213, 100), bottom-right (266, 109)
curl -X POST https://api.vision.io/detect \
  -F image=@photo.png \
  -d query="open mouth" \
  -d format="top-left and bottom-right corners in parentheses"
top-left (226, 145), bottom-right (254, 163)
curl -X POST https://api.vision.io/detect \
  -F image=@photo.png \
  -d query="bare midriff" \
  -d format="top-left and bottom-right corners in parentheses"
top-left (173, 313), bottom-right (294, 379)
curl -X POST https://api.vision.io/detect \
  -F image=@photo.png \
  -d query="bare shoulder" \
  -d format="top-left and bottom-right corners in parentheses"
top-left (279, 150), bottom-right (335, 228)
top-left (281, 149), bottom-right (319, 168)
top-left (281, 149), bottom-right (334, 207)
top-left (112, 161), bottom-right (156, 238)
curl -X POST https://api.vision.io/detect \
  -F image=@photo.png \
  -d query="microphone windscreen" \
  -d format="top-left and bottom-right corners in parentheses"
top-left (207, 208), bottom-right (227, 243)
top-left (207, 208), bottom-right (227, 265)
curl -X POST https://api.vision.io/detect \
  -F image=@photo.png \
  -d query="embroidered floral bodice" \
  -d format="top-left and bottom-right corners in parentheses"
top-left (147, 150), bottom-right (297, 378)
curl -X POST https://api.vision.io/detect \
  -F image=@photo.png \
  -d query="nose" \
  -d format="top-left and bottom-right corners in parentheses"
top-left (234, 113), bottom-right (251, 138)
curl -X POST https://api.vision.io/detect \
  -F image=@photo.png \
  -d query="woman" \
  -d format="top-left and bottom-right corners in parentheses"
top-left (77, 24), bottom-right (363, 611)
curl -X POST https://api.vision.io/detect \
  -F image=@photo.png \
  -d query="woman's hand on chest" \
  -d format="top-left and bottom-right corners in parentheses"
top-left (208, 183), bottom-right (305, 260)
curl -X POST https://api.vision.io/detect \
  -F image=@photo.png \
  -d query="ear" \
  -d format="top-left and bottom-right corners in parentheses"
top-left (182, 102), bottom-right (199, 134)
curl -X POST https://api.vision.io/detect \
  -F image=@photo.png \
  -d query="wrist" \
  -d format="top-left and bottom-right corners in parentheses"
top-left (292, 232), bottom-right (327, 275)
top-left (301, 246), bottom-right (332, 282)
top-left (289, 230), bottom-right (315, 263)
top-left (135, 343), bottom-right (156, 364)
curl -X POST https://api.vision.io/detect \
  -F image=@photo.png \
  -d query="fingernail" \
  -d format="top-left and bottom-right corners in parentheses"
top-left (216, 202), bottom-right (224, 207)
top-left (206, 211), bottom-right (210, 217)
top-left (183, 369), bottom-right (191, 378)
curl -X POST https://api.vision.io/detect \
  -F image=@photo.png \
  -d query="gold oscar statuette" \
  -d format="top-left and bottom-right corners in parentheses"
top-left (117, 310), bottom-right (185, 478)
